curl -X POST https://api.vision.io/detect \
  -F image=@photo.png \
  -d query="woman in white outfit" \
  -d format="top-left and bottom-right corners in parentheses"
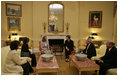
top-left (3, 41), bottom-right (33, 75)
top-left (40, 36), bottom-right (51, 54)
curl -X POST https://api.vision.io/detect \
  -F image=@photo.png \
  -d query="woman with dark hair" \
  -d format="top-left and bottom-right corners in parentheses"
top-left (42, 36), bottom-right (47, 42)
top-left (64, 35), bottom-right (74, 62)
top-left (40, 36), bottom-right (50, 54)
top-left (3, 41), bottom-right (33, 75)
top-left (21, 37), bottom-right (37, 67)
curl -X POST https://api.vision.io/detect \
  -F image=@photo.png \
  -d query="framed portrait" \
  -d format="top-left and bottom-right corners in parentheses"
top-left (7, 17), bottom-right (21, 31)
top-left (89, 11), bottom-right (102, 28)
top-left (6, 3), bottom-right (22, 17)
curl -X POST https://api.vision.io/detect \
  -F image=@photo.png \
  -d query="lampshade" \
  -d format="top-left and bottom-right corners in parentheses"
top-left (88, 36), bottom-right (94, 39)
top-left (92, 33), bottom-right (98, 36)
top-left (12, 33), bottom-right (17, 36)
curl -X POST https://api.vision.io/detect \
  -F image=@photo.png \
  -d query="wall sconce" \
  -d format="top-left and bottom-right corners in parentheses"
top-left (42, 22), bottom-right (46, 34)
top-left (65, 22), bottom-right (70, 34)
top-left (92, 33), bottom-right (98, 36)
top-left (88, 36), bottom-right (94, 39)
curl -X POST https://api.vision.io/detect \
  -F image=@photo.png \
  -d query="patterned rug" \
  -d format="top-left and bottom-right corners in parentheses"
top-left (30, 54), bottom-right (96, 75)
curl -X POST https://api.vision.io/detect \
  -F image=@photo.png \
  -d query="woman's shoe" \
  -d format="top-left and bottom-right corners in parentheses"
top-left (65, 59), bottom-right (68, 62)
top-left (67, 59), bottom-right (70, 62)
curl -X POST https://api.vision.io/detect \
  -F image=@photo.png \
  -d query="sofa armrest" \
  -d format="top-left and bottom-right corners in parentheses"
top-left (106, 68), bottom-right (117, 75)
top-left (2, 72), bottom-right (23, 75)
top-left (96, 49), bottom-right (100, 54)
top-left (91, 56), bottom-right (98, 61)
top-left (91, 54), bottom-right (103, 61)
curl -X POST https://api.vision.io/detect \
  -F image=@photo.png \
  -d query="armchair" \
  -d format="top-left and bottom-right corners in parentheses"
top-left (39, 41), bottom-right (44, 54)
top-left (39, 41), bottom-right (53, 55)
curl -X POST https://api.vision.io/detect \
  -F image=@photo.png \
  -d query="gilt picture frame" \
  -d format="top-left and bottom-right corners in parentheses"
top-left (7, 17), bottom-right (21, 31)
top-left (89, 11), bottom-right (102, 28)
top-left (6, 3), bottom-right (22, 17)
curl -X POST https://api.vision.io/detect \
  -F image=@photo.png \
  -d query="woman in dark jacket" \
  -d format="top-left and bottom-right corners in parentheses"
top-left (21, 37), bottom-right (37, 67)
top-left (64, 35), bottom-right (74, 62)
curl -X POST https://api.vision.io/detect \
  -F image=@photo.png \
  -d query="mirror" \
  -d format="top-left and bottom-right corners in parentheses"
top-left (48, 3), bottom-right (64, 33)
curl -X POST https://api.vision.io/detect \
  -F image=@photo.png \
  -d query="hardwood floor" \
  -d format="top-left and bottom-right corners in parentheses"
top-left (30, 53), bottom-right (96, 75)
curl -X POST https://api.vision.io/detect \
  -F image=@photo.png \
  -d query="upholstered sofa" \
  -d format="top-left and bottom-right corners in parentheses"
top-left (78, 39), bottom-right (86, 50)
top-left (1, 46), bottom-right (32, 75)
top-left (91, 44), bottom-right (117, 75)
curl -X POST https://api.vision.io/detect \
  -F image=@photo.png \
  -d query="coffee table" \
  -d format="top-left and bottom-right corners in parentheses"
top-left (36, 56), bottom-right (59, 75)
top-left (69, 55), bottom-right (100, 75)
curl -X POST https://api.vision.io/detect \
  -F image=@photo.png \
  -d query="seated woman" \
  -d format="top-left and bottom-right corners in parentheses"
top-left (40, 36), bottom-right (51, 54)
top-left (82, 38), bottom-right (96, 59)
top-left (21, 37), bottom-right (37, 67)
top-left (64, 35), bottom-right (74, 62)
top-left (3, 41), bottom-right (33, 75)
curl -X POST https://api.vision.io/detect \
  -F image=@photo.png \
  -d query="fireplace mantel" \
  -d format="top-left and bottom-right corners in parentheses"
top-left (43, 34), bottom-right (68, 40)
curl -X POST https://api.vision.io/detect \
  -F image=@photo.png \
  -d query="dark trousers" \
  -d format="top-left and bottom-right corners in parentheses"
top-left (95, 60), bottom-right (116, 75)
top-left (65, 50), bottom-right (71, 59)
top-left (21, 62), bottom-right (33, 75)
top-left (21, 52), bottom-right (37, 67)
top-left (30, 54), bottom-right (37, 67)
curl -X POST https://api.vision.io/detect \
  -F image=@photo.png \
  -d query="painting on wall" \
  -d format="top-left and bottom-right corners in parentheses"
top-left (89, 11), bottom-right (102, 28)
top-left (7, 17), bottom-right (21, 31)
top-left (6, 3), bottom-right (22, 17)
